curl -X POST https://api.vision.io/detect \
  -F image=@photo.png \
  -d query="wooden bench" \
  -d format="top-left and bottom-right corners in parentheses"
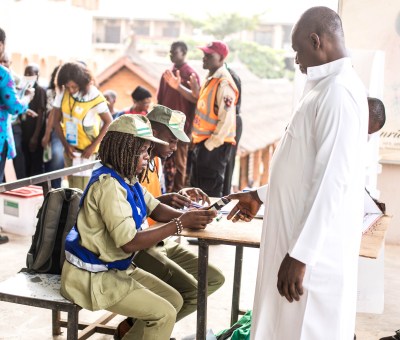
top-left (0, 271), bottom-right (117, 340)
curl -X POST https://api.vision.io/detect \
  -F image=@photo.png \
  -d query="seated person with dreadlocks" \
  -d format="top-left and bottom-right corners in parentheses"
top-left (61, 114), bottom-right (218, 340)
top-left (115, 105), bottom-right (225, 339)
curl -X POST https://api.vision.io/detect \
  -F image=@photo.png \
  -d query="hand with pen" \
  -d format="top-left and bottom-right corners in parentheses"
top-left (178, 187), bottom-right (211, 206)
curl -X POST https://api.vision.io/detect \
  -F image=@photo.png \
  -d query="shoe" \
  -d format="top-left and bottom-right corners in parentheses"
top-left (114, 317), bottom-right (135, 340)
top-left (0, 235), bottom-right (9, 244)
top-left (380, 329), bottom-right (400, 340)
top-left (187, 237), bottom-right (199, 246)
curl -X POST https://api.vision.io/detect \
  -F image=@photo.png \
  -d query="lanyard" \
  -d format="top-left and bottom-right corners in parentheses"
top-left (68, 94), bottom-right (77, 119)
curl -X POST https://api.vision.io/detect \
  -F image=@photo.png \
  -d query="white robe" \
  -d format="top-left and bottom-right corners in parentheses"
top-left (251, 58), bottom-right (368, 340)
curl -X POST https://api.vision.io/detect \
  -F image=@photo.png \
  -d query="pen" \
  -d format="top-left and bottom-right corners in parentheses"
top-left (216, 213), bottom-right (223, 222)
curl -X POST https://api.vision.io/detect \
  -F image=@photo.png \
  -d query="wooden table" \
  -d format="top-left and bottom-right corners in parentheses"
top-left (177, 212), bottom-right (390, 340)
top-left (179, 216), bottom-right (263, 340)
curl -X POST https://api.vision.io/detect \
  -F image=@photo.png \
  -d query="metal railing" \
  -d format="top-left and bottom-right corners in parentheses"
top-left (0, 161), bottom-right (99, 194)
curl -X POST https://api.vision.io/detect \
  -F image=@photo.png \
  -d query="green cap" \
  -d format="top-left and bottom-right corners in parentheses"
top-left (108, 114), bottom-right (168, 145)
top-left (146, 105), bottom-right (190, 143)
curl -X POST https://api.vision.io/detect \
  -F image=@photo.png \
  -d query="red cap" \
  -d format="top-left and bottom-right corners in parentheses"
top-left (198, 41), bottom-right (229, 58)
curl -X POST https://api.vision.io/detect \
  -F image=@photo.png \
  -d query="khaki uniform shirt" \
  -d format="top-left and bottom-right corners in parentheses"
top-left (203, 66), bottom-right (237, 151)
top-left (60, 173), bottom-right (159, 311)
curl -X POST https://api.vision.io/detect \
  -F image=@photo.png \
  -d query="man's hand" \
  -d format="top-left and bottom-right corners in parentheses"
top-left (41, 134), bottom-right (50, 148)
top-left (163, 69), bottom-right (181, 90)
top-left (158, 193), bottom-right (191, 209)
top-left (277, 253), bottom-right (306, 302)
top-left (26, 109), bottom-right (38, 117)
top-left (188, 73), bottom-right (200, 98)
top-left (226, 191), bottom-right (262, 222)
top-left (178, 187), bottom-right (210, 206)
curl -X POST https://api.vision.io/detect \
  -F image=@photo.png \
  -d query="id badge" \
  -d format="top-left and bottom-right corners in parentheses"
top-left (66, 121), bottom-right (78, 146)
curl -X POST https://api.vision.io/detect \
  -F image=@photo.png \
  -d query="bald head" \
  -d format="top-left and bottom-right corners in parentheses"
top-left (368, 97), bottom-right (386, 134)
top-left (295, 6), bottom-right (344, 41)
top-left (292, 6), bottom-right (347, 74)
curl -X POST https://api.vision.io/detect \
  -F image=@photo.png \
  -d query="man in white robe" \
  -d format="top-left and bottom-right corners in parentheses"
top-left (227, 7), bottom-right (368, 340)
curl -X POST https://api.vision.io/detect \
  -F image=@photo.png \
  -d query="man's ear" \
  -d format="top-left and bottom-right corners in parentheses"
top-left (309, 33), bottom-right (321, 50)
top-left (152, 128), bottom-right (158, 137)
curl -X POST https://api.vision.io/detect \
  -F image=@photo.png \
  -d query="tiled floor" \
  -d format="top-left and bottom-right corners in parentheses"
top-left (0, 232), bottom-right (399, 340)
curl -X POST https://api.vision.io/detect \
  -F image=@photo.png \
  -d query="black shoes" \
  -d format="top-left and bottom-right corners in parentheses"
top-left (0, 235), bottom-right (9, 244)
top-left (187, 237), bottom-right (199, 245)
top-left (380, 329), bottom-right (400, 340)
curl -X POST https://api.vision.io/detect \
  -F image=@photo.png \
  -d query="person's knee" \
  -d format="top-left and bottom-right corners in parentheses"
top-left (170, 290), bottom-right (184, 313)
top-left (208, 266), bottom-right (225, 293)
top-left (156, 298), bottom-right (181, 326)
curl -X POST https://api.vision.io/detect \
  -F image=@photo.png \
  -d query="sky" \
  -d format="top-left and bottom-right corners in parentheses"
top-left (96, 0), bottom-right (339, 21)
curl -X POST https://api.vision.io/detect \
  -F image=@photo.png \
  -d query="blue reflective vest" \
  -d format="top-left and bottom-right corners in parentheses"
top-left (65, 165), bottom-right (147, 272)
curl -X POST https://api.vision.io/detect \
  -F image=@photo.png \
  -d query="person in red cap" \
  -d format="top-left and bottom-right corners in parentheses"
top-left (164, 40), bottom-right (239, 197)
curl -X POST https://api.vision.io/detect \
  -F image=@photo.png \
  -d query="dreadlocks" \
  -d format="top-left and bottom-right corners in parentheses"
top-left (98, 131), bottom-right (149, 180)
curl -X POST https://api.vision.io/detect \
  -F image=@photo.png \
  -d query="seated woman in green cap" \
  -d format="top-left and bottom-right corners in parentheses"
top-left (60, 114), bottom-right (217, 340)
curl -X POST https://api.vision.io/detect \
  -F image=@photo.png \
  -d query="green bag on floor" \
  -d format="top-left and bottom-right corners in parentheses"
top-left (216, 310), bottom-right (252, 340)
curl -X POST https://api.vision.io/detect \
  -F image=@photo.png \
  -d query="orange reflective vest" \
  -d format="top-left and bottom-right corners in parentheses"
top-left (192, 77), bottom-right (238, 144)
top-left (141, 157), bottom-right (162, 226)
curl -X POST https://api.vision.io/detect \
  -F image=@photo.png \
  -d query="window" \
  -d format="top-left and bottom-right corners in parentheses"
top-left (105, 24), bottom-right (121, 43)
top-left (134, 21), bottom-right (150, 36)
top-left (162, 22), bottom-right (179, 38)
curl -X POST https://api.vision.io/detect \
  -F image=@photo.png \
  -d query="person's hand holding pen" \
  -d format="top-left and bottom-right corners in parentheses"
top-left (226, 191), bottom-right (262, 222)
top-left (179, 187), bottom-right (211, 206)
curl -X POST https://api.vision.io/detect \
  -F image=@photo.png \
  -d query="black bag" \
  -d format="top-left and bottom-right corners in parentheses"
top-left (26, 188), bottom-right (82, 274)
top-left (226, 65), bottom-right (242, 115)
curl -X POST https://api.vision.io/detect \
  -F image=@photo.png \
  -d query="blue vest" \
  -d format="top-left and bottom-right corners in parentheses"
top-left (65, 165), bottom-right (147, 272)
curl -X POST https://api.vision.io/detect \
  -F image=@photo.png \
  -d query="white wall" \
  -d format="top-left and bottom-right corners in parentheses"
top-left (341, 0), bottom-right (400, 244)
top-left (0, 0), bottom-right (93, 60)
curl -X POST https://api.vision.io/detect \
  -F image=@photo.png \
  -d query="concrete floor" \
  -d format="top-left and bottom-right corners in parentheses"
top-left (0, 232), bottom-right (399, 340)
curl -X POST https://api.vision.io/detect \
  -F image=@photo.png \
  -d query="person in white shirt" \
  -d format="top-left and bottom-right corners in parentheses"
top-left (227, 7), bottom-right (368, 340)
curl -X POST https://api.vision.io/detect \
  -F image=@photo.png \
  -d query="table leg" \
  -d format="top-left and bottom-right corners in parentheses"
top-left (52, 309), bottom-right (61, 335)
top-left (231, 245), bottom-right (244, 326)
top-left (67, 307), bottom-right (79, 340)
top-left (197, 239), bottom-right (209, 340)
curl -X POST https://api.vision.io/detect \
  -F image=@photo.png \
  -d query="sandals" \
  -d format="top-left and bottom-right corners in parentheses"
top-left (113, 317), bottom-right (176, 340)
top-left (114, 317), bottom-right (135, 340)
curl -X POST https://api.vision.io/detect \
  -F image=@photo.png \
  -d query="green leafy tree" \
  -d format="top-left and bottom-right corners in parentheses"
top-left (202, 13), bottom-right (260, 40)
top-left (230, 41), bottom-right (286, 79)
top-left (173, 12), bottom-right (260, 40)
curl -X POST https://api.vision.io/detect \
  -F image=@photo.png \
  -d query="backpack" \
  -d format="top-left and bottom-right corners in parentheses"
top-left (226, 65), bottom-right (242, 115)
top-left (216, 310), bottom-right (252, 340)
top-left (25, 188), bottom-right (83, 274)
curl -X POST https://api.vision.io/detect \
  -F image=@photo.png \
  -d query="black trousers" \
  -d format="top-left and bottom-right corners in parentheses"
top-left (11, 124), bottom-right (26, 179)
top-left (190, 141), bottom-right (233, 197)
top-left (223, 115), bottom-right (242, 196)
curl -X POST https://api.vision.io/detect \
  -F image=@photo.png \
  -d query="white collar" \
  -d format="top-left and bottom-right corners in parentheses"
top-left (306, 57), bottom-right (352, 81)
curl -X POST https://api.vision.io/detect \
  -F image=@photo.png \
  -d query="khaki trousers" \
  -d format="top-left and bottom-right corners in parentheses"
top-left (107, 266), bottom-right (183, 340)
top-left (133, 240), bottom-right (225, 321)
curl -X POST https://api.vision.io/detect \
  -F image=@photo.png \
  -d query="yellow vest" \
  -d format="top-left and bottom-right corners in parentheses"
top-left (192, 77), bottom-right (238, 144)
top-left (61, 91), bottom-right (106, 151)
